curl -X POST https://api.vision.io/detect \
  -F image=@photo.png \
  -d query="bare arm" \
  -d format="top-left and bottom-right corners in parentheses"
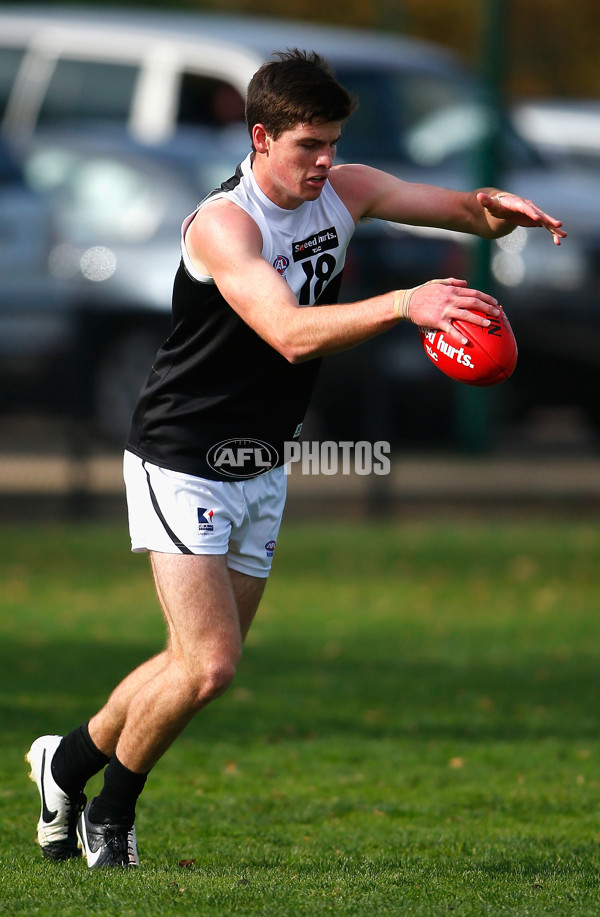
top-left (325, 163), bottom-right (566, 338)
top-left (330, 164), bottom-right (567, 244)
top-left (185, 198), bottom-right (500, 361)
top-left (187, 199), bottom-right (399, 363)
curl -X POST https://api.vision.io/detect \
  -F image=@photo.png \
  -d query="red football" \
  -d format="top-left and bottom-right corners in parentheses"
top-left (418, 307), bottom-right (518, 387)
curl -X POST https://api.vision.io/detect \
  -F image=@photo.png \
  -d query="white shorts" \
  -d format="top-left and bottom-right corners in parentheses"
top-left (123, 451), bottom-right (287, 578)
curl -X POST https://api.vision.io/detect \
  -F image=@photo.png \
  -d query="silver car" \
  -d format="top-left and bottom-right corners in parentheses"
top-left (0, 136), bottom-right (74, 413)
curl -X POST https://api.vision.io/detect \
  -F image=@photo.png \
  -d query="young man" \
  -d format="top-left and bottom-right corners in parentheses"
top-left (26, 50), bottom-right (566, 868)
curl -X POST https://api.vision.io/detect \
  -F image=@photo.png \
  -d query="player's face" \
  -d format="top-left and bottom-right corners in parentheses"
top-left (256, 120), bottom-right (342, 210)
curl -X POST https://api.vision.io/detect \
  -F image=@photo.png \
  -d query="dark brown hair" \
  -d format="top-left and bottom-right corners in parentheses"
top-left (246, 49), bottom-right (357, 148)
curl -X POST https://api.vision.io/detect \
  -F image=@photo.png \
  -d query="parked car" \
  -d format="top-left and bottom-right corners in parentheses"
top-left (1, 8), bottom-right (599, 444)
top-left (0, 135), bottom-right (76, 414)
top-left (511, 99), bottom-right (600, 168)
top-left (15, 128), bottom-right (252, 440)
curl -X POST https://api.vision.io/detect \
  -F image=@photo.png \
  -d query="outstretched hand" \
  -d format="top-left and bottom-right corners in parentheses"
top-left (477, 191), bottom-right (567, 245)
top-left (408, 278), bottom-right (500, 346)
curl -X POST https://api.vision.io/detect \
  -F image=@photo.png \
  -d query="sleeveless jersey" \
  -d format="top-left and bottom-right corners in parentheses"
top-left (126, 152), bottom-right (356, 481)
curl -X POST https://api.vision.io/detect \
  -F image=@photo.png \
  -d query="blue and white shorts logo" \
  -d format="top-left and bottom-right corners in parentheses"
top-left (198, 507), bottom-right (215, 532)
top-left (265, 540), bottom-right (277, 558)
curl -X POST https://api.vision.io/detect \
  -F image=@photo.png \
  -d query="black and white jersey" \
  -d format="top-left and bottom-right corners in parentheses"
top-left (126, 152), bottom-right (356, 481)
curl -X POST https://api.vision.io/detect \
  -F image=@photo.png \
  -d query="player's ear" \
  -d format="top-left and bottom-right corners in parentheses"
top-left (252, 124), bottom-right (270, 154)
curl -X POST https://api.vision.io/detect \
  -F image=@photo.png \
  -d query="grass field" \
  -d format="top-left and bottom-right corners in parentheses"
top-left (1, 517), bottom-right (600, 915)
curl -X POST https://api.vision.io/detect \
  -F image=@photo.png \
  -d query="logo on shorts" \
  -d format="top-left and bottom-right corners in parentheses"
top-left (265, 540), bottom-right (276, 557)
top-left (198, 508), bottom-right (215, 533)
top-left (207, 438), bottom-right (279, 479)
top-left (273, 254), bottom-right (289, 275)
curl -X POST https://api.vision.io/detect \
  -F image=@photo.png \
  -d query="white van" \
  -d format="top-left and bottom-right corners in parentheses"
top-left (0, 6), bottom-right (476, 155)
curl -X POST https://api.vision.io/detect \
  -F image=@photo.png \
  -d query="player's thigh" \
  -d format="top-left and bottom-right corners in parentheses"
top-left (149, 551), bottom-right (242, 663)
top-left (230, 568), bottom-right (267, 640)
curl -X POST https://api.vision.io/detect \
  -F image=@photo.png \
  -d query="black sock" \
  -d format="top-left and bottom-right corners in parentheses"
top-left (88, 756), bottom-right (148, 828)
top-left (52, 722), bottom-right (110, 797)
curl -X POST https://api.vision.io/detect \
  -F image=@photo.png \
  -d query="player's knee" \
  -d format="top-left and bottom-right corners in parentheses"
top-left (192, 657), bottom-right (238, 707)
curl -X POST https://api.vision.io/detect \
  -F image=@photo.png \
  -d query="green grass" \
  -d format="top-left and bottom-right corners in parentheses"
top-left (1, 518), bottom-right (600, 915)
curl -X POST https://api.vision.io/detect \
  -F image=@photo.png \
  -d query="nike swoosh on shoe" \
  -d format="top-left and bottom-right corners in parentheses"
top-left (40, 749), bottom-right (59, 823)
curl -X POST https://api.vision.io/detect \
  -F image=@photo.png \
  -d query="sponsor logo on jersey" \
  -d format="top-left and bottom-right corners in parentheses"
top-left (198, 507), bottom-right (215, 532)
top-left (265, 540), bottom-right (277, 557)
top-left (207, 438), bottom-right (279, 478)
top-left (273, 255), bottom-right (289, 275)
top-left (292, 226), bottom-right (339, 262)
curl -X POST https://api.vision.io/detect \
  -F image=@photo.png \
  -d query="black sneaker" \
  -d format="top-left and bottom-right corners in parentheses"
top-left (77, 802), bottom-right (139, 868)
top-left (25, 735), bottom-right (86, 860)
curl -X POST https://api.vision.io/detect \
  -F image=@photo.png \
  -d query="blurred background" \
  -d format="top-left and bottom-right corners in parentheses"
top-left (0, 0), bottom-right (599, 519)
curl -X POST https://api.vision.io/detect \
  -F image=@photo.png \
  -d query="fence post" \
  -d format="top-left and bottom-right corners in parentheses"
top-left (455, 0), bottom-right (509, 453)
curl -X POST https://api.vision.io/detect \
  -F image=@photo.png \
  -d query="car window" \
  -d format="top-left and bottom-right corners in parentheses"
top-left (336, 67), bottom-right (465, 162)
top-left (177, 73), bottom-right (245, 129)
top-left (0, 138), bottom-right (22, 185)
top-left (336, 66), bottom-right (538, 171)
top-left (0, 46), bottom-right (25, 119)
top-left (36, 57), bottom-right (139, 128)
top-left (25, 146), bottom-right (164, 243)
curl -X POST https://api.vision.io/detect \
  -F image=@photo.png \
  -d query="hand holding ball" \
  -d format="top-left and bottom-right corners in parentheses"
top-left (418, 307), bottom-right (518, 387)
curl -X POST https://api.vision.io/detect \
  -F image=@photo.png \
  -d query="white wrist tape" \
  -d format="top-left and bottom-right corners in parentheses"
top-left (392, 288), bottom-right (416, 320)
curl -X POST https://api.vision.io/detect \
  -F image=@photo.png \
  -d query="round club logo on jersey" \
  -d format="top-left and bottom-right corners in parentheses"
top-left (272, 255), bottom-right (289, 275)
top-left (207, 438), bottom-right (279, 479)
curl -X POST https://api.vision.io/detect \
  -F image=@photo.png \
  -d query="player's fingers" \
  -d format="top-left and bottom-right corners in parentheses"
top-left (481, 192), bottom-right (566, 237)
top-left (517, 203), bottom-right (566, 237)
top-left (476, 191), bottom-right (494, 208)
top-left (453, 288), bottom-right (499, 310)
top-left (451, 308), bottom-right (494, 328)
top-left (546, 223), bottom-right (567, 242)
top-left (439, 277), bottom-right (468, 286)
top-left (442, 321), bottom-right (470, 345)
top-left (443, 308), bottom-right (496, 344)
top-left (528, 208), bottom-right (563, 230)
top-left (426, 277), bottom-right (468, 289)
top-left (538, 211), bottom-right (563, 227)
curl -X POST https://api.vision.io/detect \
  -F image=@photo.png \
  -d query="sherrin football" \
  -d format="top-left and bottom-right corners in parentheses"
top-left (418, 307), bottom-right (518, 387)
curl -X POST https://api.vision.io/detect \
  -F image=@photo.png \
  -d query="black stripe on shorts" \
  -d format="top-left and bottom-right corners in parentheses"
top-left (142, 461), bottom-right (193, 555)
